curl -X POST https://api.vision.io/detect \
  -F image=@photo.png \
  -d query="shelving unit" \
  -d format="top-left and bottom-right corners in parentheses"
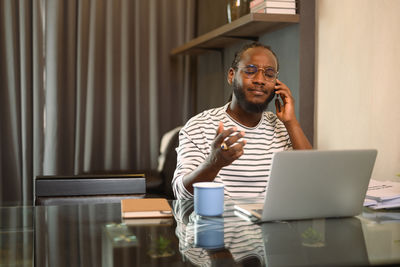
top-left (170, 13), bottom-right (300, 56)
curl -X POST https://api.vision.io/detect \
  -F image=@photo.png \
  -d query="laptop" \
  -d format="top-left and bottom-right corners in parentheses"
top-left (235, 149), bottom-right (377, 222)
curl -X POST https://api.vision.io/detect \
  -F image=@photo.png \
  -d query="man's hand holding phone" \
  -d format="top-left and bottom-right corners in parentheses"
top-left (274, 79), bottom-right (297, 123)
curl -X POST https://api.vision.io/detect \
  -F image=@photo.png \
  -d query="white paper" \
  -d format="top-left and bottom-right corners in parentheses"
top-left (365, 179), bottom-right (400, 201)
top-left (368, 197), bottom-right (400, 210)
top-left (363, 198), bottom-right (377, 207)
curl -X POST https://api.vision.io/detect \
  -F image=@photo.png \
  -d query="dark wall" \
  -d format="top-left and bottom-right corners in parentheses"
top-left (197, 0), bottom-right (228, 35)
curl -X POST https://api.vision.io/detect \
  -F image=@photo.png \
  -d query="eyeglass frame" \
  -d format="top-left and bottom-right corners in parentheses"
top-left (237, 64), bottom-right (279, 81)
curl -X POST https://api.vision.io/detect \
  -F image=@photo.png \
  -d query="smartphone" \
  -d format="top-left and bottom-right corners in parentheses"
top-left (274, 87), bottom-right (281, 112)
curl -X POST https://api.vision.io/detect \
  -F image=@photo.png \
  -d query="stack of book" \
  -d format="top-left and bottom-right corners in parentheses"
top-left (364, 179), bottom-right (400, 209)
top-left (250, 0), bottom-right (297, 15)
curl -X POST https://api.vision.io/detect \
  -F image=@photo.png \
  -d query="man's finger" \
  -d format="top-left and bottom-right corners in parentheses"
top-left (226, 140), bottom-right (246, 159)
top-left (216, 121), bottom-right (223, 137)
top-left (214, 127), bottom-right (237, 147)
top-left (224, 131), bottom-right (245, 147)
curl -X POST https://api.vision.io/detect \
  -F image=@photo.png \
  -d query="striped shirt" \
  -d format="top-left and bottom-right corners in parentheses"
top-left (172, 103), bottom-right (292, 200)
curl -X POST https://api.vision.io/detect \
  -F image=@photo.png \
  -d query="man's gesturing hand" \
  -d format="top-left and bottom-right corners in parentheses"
top-left (206, 122), bottom-right (246, 170)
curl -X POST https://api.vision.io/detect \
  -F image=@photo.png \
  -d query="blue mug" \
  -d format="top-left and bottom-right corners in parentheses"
top-left (193, 182), bottom-right (224, 217)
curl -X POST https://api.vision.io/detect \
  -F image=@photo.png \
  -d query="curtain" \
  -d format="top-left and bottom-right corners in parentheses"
top-left (0, 0), bottom-right (44, 205)
top-left (0, 0), bottom-right (195, 205)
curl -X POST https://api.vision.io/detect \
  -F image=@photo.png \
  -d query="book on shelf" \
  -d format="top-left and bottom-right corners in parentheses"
top-left (121, 198), bottom-right (173, 218)
top-left (253, 8), bottom-right (296, 14)
top-left (250, 0), bottom-right (264, 8)
top-left (251, 0), bottom-right (296, 9)
top-left (250, 0), bottom-right (297, 15)
top-left (364, 179), bottom-right (400, 209)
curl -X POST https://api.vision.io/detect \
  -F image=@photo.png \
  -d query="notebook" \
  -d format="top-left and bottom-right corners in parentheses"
top-left (235, 149), bottom-right (377, 222)
top-left (121, 198), bottom-right (173, 219)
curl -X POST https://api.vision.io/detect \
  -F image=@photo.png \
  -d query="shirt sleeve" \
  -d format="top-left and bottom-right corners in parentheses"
top-left (274, 114), bottom-right (292, 151)
top-left (285, 131), bottom-right (293, 150)
top-left (172, 128), bottom-right (207, 200)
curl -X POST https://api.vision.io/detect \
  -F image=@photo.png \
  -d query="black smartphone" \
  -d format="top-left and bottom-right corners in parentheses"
top-left (274, 87), bottom-right (281, 112)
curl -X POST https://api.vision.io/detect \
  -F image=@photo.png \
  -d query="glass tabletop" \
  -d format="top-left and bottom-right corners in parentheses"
top-left (1, 200), bottom-right (400, 267)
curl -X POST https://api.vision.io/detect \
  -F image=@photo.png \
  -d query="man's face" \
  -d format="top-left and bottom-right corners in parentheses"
top-left (229, 47), bottom-right (278, 113)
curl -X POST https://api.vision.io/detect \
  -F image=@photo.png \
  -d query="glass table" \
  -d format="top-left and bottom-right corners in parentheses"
top-left (1, 200), bottom-right (400, 266)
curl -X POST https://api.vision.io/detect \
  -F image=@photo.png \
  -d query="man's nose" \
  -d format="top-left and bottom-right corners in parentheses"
top-left (252, 70), bottom-right (265, 84)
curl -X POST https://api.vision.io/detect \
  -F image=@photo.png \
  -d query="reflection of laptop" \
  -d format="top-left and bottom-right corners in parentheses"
top-left (235, 149), bottom-right (377, 222)
top-left (261, 217), bottom-right (369, 266)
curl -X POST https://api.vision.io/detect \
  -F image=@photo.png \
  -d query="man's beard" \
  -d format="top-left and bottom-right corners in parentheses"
top-left (232, 79), bottom-right (275, 113)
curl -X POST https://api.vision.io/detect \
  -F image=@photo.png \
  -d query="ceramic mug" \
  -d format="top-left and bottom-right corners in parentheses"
top-left (193, 182), bottom-right (224, 216)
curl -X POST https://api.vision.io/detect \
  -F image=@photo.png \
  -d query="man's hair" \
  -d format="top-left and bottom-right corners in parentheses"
top-left (230, 42), bottom-right (279, 71)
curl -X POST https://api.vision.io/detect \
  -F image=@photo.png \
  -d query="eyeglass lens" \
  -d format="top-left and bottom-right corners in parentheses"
top-left (242, 65), bottom-right (277, 80)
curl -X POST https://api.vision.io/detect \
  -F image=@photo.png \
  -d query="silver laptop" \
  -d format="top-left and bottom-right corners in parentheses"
top-left (235, 149), bottom-right (377, 222)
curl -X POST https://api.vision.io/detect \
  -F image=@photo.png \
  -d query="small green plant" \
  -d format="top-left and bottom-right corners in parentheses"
top-left (148, 236), bottom-right (174, 258)
top-left (301, 227), bottom-right (324, 247)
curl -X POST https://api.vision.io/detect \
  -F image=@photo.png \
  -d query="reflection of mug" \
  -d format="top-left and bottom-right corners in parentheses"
top-left (193, 182), bottom-right (224, 216)
top-left (194, 216), bottom-right (224, 249)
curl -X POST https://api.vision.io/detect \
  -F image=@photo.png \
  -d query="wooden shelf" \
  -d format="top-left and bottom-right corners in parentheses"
top-left (171, 13), bottom-right (300, 56)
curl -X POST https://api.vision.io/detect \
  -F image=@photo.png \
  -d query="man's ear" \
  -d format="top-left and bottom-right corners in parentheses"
top-left (227, 68), bottom-right (235, 85)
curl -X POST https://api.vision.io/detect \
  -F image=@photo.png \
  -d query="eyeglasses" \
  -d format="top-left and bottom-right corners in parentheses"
top-left (239, 65), bottom-right (278, 81)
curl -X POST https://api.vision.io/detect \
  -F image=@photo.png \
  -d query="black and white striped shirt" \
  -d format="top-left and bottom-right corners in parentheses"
top-left (172, 103), bottom-right (292, 200)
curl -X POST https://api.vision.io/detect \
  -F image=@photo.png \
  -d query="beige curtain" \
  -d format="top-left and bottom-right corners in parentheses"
top-left (0, 0), bottom-right (195, 205)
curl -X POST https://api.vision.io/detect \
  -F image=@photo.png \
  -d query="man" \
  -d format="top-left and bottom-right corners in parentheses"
top-left (172, 42), bottom-right (312, 200)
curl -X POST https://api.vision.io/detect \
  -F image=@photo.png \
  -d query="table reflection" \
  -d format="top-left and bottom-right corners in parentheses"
top-left (172, 200), bottom-right (400, 267)
top-left (261, 217), bottom-right (369, 266)
top-left (34, 203), bottom-right (183, 266)
top-left (0, 206), bottom-right (34, 266)
top-left (1, 202), bottom-right (400, 266)
top-left (173, 200), bottom-right (265, 267)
